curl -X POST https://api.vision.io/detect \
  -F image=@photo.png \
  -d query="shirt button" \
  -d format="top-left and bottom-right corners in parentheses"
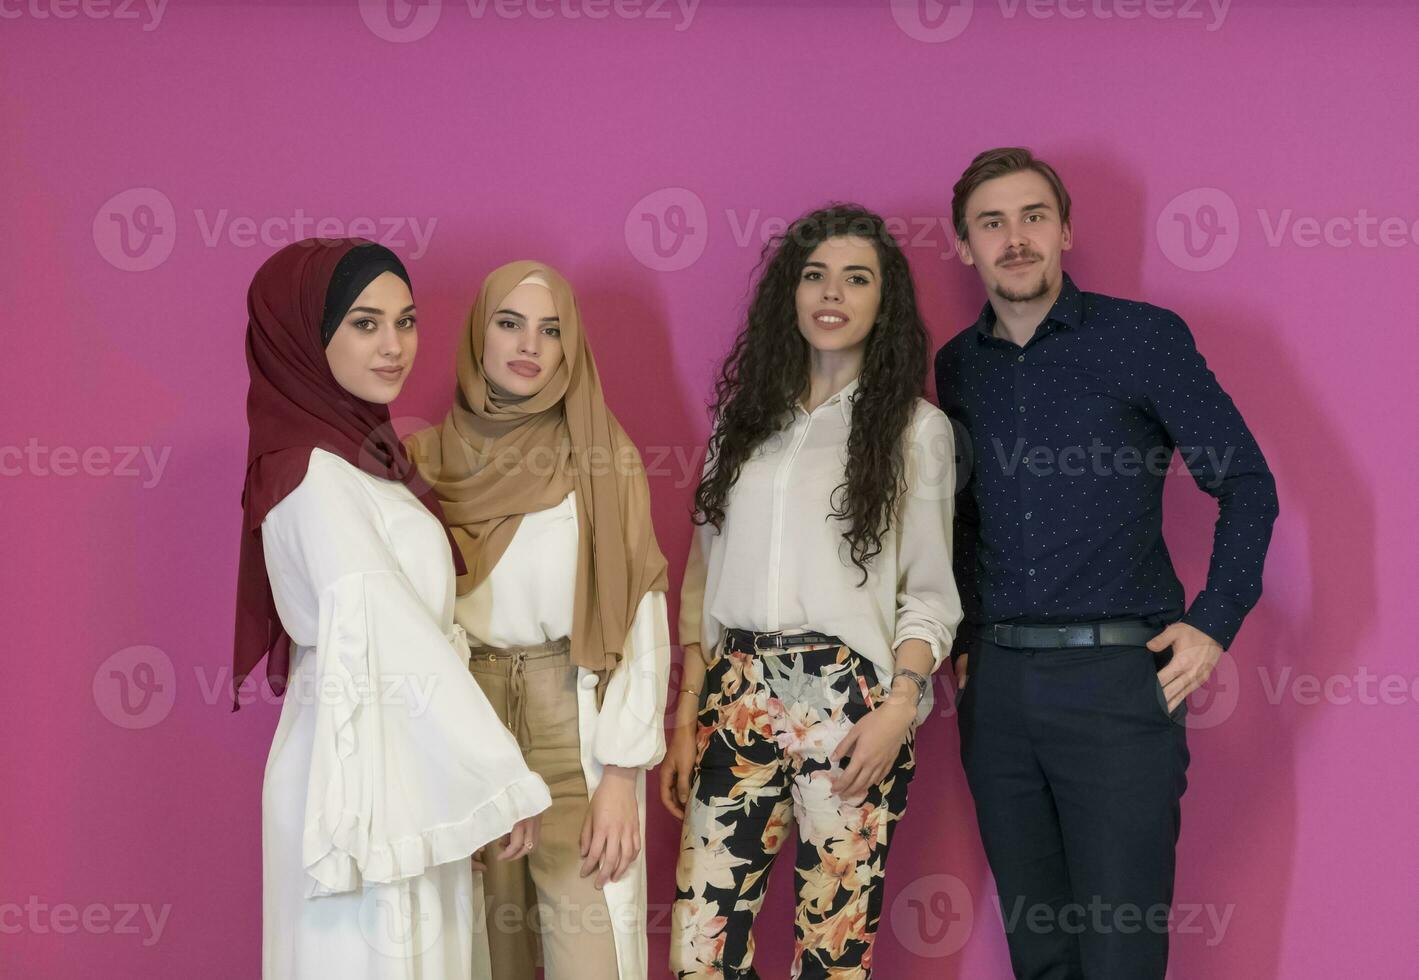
top-left (1017, 355), bottom-right (1025, 363)
top-left (1028, 568), bottom-right (1037, 577)
top-left (1025, 511), bottom-right (1032, 519)
top-left (1018, 405), bottom-right (1026, 413)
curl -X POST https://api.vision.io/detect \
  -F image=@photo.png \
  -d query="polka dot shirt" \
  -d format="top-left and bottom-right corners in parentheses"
top-left (933, 274), bottom-right (1279, 651)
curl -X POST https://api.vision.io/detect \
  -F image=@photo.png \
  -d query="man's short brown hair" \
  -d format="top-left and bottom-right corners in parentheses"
top-left (951, 147), bottom-right (1072, 240)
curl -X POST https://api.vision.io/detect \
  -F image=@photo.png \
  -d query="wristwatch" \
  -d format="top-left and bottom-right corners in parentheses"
top-left (892, 667), bottom-right (928, 706)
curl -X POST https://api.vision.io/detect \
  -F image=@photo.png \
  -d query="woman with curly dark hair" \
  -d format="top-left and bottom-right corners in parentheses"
top-left (662, 204), bottom-right (963, 978)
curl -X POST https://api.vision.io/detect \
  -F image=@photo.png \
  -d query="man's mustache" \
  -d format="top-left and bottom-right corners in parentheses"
top-left (998, 250), bottom-right (1042, 266)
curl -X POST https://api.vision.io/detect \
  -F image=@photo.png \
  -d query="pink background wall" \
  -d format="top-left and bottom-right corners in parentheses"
top-left (3, 1), bottom-right (1416, 976)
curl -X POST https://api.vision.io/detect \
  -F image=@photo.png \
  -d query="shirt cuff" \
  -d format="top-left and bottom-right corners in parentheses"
top-left (893, 626), bottom-right (948, 674)
top-left (1181, 590), bottom-right (1246, 650)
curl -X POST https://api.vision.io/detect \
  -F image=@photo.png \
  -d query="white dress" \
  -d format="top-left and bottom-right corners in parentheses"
top-left (260, 447), bottom-right (552, 979)
top-left (456, 489), bottom-right (672, 978)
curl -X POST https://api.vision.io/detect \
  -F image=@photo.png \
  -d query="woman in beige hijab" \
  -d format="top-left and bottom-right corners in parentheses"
top-left (405, 261), bottom-right (670, 980)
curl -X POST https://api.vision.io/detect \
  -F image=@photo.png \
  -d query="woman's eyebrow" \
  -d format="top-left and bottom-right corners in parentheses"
top-left (347, 304), bottom-right (416, 315)
top-left (803, 260), bottom-right (876, 275)
top-left (494, 309), bottom-right (559, 324)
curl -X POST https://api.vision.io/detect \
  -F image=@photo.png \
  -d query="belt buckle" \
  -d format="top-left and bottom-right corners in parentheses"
top-left (753, 631), bottom-right (783, 652)
top-left (1060, 625), bottom-right (1095, 647)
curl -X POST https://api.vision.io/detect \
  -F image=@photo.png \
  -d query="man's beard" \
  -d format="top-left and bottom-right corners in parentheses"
top-left (992, 270), bottom-right (1052, 304)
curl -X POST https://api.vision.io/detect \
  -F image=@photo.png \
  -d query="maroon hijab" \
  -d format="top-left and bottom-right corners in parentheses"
top-left (232, 238), bottom-right (465, 709)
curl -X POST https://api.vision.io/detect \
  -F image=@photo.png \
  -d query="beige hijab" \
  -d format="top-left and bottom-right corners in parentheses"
top-left (404, 260), bottom-right (668, 671)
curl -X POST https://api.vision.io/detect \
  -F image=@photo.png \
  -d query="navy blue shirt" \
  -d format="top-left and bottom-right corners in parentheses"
top-left (934, 274), bottom-right (1279, 651)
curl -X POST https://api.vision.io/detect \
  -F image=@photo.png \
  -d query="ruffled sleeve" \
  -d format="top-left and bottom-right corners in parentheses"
top-left (590, 590), bottom-right (672, 769)
top-left (262, 453), bottom-right (551, 897)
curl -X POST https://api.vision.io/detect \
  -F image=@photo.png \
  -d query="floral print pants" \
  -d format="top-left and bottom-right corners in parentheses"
top-left (671, 640), bottom-right (916, 979)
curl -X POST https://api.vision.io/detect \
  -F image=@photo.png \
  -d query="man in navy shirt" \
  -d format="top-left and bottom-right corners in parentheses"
top-left (935, 147), bottom-right (1278, 979)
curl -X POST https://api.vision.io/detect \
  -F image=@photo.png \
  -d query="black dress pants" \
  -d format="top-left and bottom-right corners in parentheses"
top-left (957, 636), bottom-right (1190, 979)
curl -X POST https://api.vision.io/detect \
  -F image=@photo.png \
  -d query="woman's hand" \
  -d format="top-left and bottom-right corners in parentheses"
top-left (493, 812), bottom-right (542, 862)
top-left (829, 687), bottom-right (916, 804)
top-left (660, 644), bottom-right (706, 820)
top-left (659, 700), bottom-right (700, 820)
top-left (579, 765), bottom-right (641, 888)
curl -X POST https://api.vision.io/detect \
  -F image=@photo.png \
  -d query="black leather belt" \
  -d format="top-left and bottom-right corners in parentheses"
top-left (988, 620), bottom-right (1160, 650)
top-left (724, 628), bottom-right (843, 652)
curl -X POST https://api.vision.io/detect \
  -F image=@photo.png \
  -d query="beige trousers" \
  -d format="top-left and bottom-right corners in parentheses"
top-left (468, 638), bottom-right (622, 980)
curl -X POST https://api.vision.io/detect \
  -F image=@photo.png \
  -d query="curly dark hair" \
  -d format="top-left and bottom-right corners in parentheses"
top-left (693, 203), bottom-right (929, 584)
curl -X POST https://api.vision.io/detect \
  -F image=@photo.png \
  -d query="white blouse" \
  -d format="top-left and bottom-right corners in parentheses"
top-left (678, 377), bottom-right (963, 714)
top-left (455, 489), bottom-right (672, 770)
top-left (261, 448), bottom-right (552, 898)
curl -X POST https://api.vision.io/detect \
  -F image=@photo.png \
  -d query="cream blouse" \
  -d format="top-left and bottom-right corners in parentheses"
top-left (678, 377), bottom-right (963, 717)
top-left (455, 489), bottom-right (672, 769)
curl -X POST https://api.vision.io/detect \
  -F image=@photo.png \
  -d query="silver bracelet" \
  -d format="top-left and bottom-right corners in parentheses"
top-left (892, 668), bottom-right (928, 705)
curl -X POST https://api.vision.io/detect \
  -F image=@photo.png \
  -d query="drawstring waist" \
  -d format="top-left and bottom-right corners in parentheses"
top-left (466, 636), bottom-right (572, 747)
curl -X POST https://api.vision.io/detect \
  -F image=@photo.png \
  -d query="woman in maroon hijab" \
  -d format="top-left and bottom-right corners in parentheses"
top-left (235, 238), bottom-right (550, 979)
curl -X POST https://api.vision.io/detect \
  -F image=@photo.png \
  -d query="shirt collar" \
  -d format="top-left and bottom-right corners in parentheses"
top-left (972, 272), bottom-right (1083, 344)
top-left (794, 374), bottom-right (861, 424)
